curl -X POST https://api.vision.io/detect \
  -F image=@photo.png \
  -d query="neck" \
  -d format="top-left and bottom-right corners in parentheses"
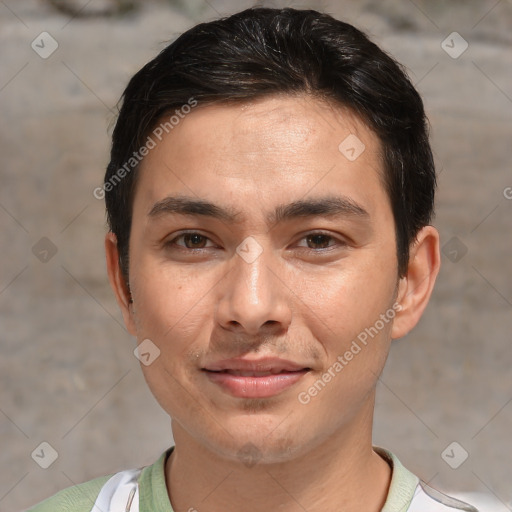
top-left (165, 396), bottom-right (391, 512)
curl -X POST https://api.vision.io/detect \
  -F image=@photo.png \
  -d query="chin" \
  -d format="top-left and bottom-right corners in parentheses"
top-left (199, 417), bottom-right (312, 466)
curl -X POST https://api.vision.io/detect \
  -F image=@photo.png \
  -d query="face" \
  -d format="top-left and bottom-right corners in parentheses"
top-left (114, 95), bottom-right (407, 464)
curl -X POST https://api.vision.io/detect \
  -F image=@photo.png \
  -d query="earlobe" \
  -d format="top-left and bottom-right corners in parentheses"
top-left (391, 226), bottom-right (441, 340)
top-left (105, 232), bottom-right (137, 335)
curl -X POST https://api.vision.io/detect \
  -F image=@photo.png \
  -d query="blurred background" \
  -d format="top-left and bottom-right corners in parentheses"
top-left (0, 0), bottom-right (511, 510)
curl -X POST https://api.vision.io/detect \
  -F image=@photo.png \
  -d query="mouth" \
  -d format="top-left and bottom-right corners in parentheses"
top-left (207, 369), bottom-right (305, 377)
top-left (202, 358), bottom-right (311, 398)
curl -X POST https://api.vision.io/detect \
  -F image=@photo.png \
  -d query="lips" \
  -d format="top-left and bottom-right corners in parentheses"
top-left (203, 357), bottom-right (308, 373)
top-left (202, 358), bottom-right (310, 398)
top-left (216, 369), bottom-right (290, 377)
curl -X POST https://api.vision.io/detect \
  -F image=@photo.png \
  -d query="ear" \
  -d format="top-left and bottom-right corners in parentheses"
top-left (392, 225), bottom-right (441, 339)
top-left (105, 232), bottom-right (137, 336)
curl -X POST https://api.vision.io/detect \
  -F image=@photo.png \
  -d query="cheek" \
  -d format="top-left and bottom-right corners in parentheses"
top-left (291, 259), bottom-right (397, 411)
top-left (132, 257), bottom-right (209, 333)
top-left (295, 259), bottom-right (397, 344)
top-left (131, 262), bottom-right (214, 413)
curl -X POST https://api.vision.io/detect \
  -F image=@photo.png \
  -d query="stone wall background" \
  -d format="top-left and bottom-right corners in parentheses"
top-left (0, 0), bottom-right (511, 510)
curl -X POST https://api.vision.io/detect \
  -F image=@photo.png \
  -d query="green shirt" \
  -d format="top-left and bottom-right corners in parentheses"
top-left (27, 446), bottom-right (477, 512)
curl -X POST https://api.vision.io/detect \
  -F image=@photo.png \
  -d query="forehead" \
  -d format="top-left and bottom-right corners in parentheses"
top-left (153, 95), bottom-right (380, 161)
top-left (135, 94), bottom-right (387, 218)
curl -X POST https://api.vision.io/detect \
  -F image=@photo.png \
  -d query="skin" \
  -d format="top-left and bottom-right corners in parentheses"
top-left (106, 94), bottom-right (440, 512)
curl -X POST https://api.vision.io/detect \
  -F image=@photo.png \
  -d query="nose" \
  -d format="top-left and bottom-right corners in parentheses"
top-left (215, 242), bottom-right (292, 336)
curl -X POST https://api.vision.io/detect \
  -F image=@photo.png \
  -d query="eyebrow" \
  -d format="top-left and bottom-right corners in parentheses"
top-left (148, 195), bottom-right (369, 225)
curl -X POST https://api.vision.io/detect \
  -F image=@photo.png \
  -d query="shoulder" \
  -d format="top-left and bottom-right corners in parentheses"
top-left (25, 474), bottom-right (111, 512)
top-left (25, 449), bottom-right (173, 512)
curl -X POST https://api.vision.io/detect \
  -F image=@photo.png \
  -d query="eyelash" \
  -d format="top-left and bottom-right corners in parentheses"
top-left (165, 231), bottom-right (347, 252)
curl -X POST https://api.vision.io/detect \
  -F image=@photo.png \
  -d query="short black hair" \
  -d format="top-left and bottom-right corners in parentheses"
top-left (104, 7), bottom-right (436, 279)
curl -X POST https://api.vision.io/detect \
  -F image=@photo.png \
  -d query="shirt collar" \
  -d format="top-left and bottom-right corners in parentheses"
top-left (374, 446), bottom-right (420, 512)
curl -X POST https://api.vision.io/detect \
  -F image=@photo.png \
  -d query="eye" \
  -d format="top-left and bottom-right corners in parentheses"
top-left (296, 232), bottom-right (345, 250)
top-left (168, 232), bottom-right (215, 250)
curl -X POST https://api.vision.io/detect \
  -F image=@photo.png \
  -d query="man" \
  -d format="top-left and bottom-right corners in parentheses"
top-left (29, 7), bottom-right (478, 512)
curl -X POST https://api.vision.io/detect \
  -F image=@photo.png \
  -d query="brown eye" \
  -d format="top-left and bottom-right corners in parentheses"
top-left (181, 233), bottom-right (208, 248)
top-left (305, 234), bottom-right (335, 249)
top-left (168, 232), bottom-right (213, 250)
